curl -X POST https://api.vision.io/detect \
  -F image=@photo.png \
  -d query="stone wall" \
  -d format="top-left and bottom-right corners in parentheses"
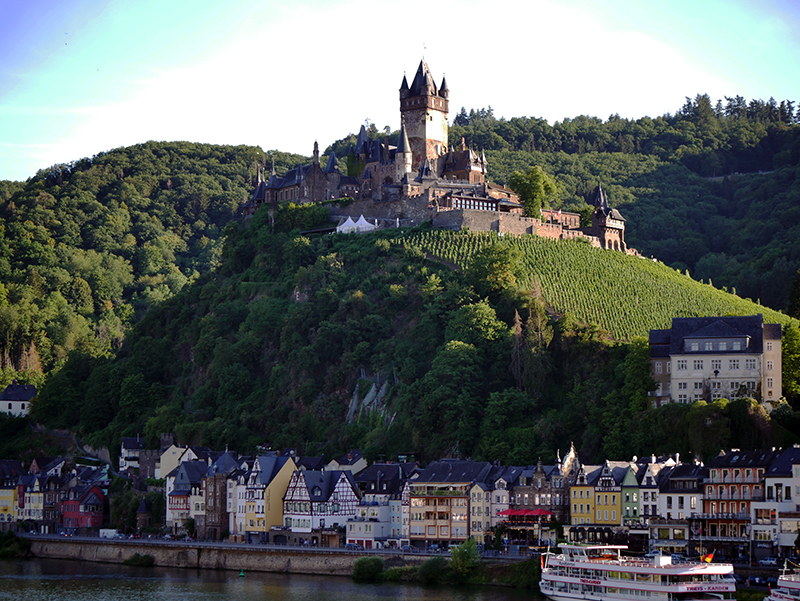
top-left (30, 538), bottom-right (423, 575)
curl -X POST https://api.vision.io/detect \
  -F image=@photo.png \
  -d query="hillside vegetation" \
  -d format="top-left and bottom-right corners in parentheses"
top-left (29, 206), bottom-right (800, 466)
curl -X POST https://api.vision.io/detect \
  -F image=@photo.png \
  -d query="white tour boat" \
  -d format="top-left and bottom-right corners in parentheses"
top-left (539, 544), bottom-right (735, 601)
top-left (765, 563), bottom-right (800, 601)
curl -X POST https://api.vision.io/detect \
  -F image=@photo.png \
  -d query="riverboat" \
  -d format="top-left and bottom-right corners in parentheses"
top-left (539, 544), bottom-right (735, 601)
top-left (764, 563), bottom-right (800, 601)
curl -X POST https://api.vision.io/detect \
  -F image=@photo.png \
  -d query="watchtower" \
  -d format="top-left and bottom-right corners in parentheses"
top-left (399, 60), bottom-right (449, 170)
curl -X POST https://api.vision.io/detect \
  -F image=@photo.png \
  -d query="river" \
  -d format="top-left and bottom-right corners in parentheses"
top-left (0, 558), bottom-right (544, 601)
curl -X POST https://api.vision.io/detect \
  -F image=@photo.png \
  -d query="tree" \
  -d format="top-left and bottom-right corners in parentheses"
top-left (466, 242), bottom-right (523, 298)
top-left (508, 165), bottom-right (559, 218)
top-left (784, 322), bottom-right (800, 406)
top-left (788, 269), bottom-right (800, 319)
top-left (449, 537), bottom-right (480, 581)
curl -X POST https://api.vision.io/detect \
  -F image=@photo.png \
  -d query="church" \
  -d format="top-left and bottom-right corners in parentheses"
top-left (244, 60), bottom-right (635, 255)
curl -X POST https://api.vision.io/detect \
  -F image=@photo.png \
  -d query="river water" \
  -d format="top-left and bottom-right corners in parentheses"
top-left (0, 558), bottom-right (544, 601)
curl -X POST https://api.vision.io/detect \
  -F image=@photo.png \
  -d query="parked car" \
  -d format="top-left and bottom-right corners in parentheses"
top-left (400, 544), bottom-right (415, 553)
top-left (671, 553), bottom-right (686, 562)
top-left (759, 557), bottom-right (779, 566)
top-left (644, 551), bottom-right (661, 559)
top-left (344, 543), bottom-right (364, 551)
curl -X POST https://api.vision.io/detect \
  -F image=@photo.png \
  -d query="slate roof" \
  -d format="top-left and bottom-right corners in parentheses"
top-left (0, 379), bottom-right (36, 401)
top-left (121, 437), bottom-right (146, 451)
top-left (408, 59), bottom-right (441, 97)
top-left (414, 459), bottom-right (493, 485)
top-left (170, 460), bottom-right (209, 495)
top-left (250, 455), bottom-right (293, 486)
top-left (651, 314), bottom-right (771, 356)
top-left (301, 470), bottom-right (357, 502)
top-left (765, 446), bottom-right (800, 477)
top-left (296, 456), bottom-right (326, 471)
top-left (657, 463), bottom-right (708, 492)
top-left (708, 448), bottom-right (781, 470)
top-left (336, 449), bottom-right (364, 467)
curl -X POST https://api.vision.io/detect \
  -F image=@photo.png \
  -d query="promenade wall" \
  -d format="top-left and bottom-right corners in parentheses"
top-left (29, 538), bottom-right (422, 576)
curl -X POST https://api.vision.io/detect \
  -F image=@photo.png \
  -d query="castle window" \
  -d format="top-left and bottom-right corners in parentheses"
top-left (767, 342), bottom-right (773, 352)
top-left (693, 360), bottom-right (704, 370)
top-left (705, 342), bottom-right (713, 351)
top-left (733, 341), bottom-right (741, 350)
top-left (719, 342), bottom-right (727, 351)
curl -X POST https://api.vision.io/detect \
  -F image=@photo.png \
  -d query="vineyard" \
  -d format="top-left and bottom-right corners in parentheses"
top-left (395, 229), bottom-right (793, 341)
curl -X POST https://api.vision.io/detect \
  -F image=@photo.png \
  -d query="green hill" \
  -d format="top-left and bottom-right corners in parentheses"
top-left (27, 208), bottom-right (800, 466)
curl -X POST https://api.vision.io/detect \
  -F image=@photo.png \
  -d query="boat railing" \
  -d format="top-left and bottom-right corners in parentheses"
top-left (551, 556), bottom-right (730, 569)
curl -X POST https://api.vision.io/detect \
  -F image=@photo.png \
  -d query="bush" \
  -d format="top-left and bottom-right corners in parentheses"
top-left (352, 556), bottom-right (384, 581)
top-left (122, 553), bottom-right (155, 566)
top-left (416, 555), bottom-right (449, 584)
top-left (379, 565), bottom-right (417, 581)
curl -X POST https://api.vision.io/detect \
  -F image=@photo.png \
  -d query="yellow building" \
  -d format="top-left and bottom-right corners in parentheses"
top-left (593, 461), bottom-right (626, 526)
top-left (570, 465), bottom-right (600, 526)
top-left (469, 482), bottom-right (491, 544)
top-left (244, 455), bottom-right (296, 544)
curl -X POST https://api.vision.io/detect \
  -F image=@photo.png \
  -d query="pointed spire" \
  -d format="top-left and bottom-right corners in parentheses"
top-left (313, 141), bottom-right (320, 165)
top-left (355, 124), bottom-right (368, 155)
top-left (440, 75), bottom-right (449, 98)
top-left (324, 152), bottom-right (339, 174)
top-left (396, 122), bottom-right (410, 154)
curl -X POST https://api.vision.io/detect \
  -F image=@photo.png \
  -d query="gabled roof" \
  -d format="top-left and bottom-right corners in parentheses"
top-left (207, 451), bottom-right (241, 476)
top-left (336, 449), bottom-right (364, 466)
top-left (249, 455), bottom-right (293, 486)
top-left (0, 379), bottom-right (37, 402)
top-left (301, 469), bottom-right (357, 502)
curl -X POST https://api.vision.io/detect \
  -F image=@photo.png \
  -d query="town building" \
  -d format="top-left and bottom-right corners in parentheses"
top-left (752, 446), bottom-right (800, 559)
top-left (649, 314), bottom-right (783, 406)
top-left (409, 459), bottom-right (491, 549)
top-left (279, 469), bottom-right (359, 547)
top-left (243, 454), bottom-right (297, 544)
top-left (693, 448), bottom-right (780, 561)
top-left (0, 379), bottom-right (36, 417)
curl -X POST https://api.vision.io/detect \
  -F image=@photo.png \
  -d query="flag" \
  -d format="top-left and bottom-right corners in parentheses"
top-left (541, 553), bottom-right (546, 570)
top-left (701, 551), bottom-right (714, 563)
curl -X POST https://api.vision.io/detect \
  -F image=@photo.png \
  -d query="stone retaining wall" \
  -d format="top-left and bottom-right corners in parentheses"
top-left (30, 539), bottom-right (422, 576)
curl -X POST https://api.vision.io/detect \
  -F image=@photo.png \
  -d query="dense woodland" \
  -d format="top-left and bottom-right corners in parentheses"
top-left (1, 93), bottom-right (800, 465)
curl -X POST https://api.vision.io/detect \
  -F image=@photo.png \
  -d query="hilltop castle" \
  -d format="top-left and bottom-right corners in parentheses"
top-left (244, 60), bottom-right (634, 254)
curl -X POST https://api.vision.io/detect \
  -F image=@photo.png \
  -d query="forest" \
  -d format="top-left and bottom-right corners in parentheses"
top-left (0, 92), bottom-right (799, 465)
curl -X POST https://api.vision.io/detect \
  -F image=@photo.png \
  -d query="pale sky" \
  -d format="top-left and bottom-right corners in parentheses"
top-left (1, 0), bottom-right (799, 181)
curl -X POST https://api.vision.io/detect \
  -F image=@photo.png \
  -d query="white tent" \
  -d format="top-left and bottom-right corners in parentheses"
top-left (336, 216), bottom-right (357, 233)
top-left (353, 214), bottom-right (378, 232)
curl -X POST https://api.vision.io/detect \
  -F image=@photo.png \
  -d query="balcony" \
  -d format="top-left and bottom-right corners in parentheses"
top-left (690, 512), bottom-right (750, 520)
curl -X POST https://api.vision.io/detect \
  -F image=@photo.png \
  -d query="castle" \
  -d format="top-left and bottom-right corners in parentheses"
top-left (244, 60), bottom-right (635, 254)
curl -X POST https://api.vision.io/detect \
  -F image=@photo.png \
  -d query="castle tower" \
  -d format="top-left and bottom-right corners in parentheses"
top-left (399, 60), bottom-right (449, 170)
top-left (590, 184), bottom-right (627, 252)
top-left (395, 122), bottom-right (413, 183)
